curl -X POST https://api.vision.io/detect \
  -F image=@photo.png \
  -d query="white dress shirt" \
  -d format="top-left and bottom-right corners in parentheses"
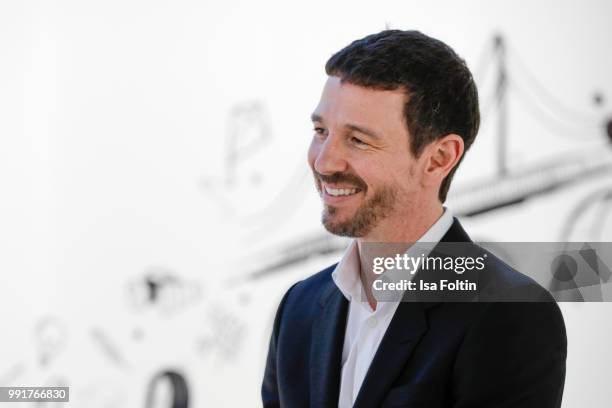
top-left (331, 208), bottom-right (454, 408)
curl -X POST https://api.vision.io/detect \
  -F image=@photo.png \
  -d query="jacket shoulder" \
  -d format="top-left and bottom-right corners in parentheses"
top-left (286, 263), bottom-right (338, 304)
top-left (478, 248), bottom-right (555, 302)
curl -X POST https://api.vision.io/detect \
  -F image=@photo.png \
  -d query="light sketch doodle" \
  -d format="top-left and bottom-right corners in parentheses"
top-left (127, 266), bottom-right (203, 315)
top-left (225, 101), bottom-right (273, 187)
top-left (199, 100), bottom-right (273, 204)
top-left (34, 316), bottom-right (68, 367)
top-left (144, 370), bottom-right (189, 408)
top-left (90, 327), bottom-right (129, 369)
top-left (195, 305), bottom-right (246, 362)
top-left (560, 187), bottom-right (612, 242)
top-left (198, 99), bottom-right (311, 238)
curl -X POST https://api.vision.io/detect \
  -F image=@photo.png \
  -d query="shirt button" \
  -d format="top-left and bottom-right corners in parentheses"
top-left (368, 316), bottom-right (378, 328)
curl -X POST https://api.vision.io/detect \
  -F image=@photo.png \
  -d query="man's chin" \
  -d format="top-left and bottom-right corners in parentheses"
top-left (323, 221), bottom-right (357, 237)
top-left (322, 212), bottom-right (365, 238)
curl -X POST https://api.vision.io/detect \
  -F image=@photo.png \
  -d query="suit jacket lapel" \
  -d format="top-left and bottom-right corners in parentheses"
top-left (352, 301), bottom-right (430, 408)
top-left (441, 217), bottom-right (471, 243)
top-left (353, 217), bottom-right (471, 407)
top-left (310, 283), bottom-right (349, 408)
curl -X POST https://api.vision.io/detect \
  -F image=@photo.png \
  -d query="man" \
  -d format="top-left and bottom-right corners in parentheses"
top-left (262, 30), bottom-right (566, 407)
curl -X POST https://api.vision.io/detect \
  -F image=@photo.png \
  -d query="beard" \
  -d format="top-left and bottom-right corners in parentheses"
top-left (314, 171), bottom-right (397, 238)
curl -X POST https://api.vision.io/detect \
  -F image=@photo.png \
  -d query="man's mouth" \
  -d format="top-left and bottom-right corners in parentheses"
top-left (319, 182), bottom-right (364, 204)
top-left (314, 171), bottom-right (367, 204)
top-left (323, 185), bottom-right (361, 197)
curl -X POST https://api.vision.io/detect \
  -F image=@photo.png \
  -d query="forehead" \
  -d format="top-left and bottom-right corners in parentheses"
top-left (313, 76), bottom-right (407, 131)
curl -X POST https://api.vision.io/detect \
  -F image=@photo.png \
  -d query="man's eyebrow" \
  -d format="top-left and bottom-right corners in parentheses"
top-left (345, 123), bottom-right (381, 140)
top-left (311, 113), bottom-right (381, 140)
top-left (311, 113), bottom-right (323, 123)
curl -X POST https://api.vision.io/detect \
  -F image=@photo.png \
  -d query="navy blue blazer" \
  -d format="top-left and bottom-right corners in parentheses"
top-left (262, 219), bottom-right (567, 407)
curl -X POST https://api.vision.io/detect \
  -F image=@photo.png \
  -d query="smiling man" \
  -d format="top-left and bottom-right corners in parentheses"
top-left (262, 30), bottom-right (566, 408)
top-left (308, 77), bottom-right (448, 243)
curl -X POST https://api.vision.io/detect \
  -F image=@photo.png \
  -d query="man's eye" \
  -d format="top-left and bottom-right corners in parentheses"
top-left (351, 137), bottom-right (368, 147)
top-left (314, 127), bottom-right (326, 136)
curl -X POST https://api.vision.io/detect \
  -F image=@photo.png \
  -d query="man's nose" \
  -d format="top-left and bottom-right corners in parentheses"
top-left (313, 135), bottom-right (348, 175)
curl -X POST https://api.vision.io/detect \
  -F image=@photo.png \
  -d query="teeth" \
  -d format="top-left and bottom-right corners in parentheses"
top-left (324, 186), bottom-right (359, 197)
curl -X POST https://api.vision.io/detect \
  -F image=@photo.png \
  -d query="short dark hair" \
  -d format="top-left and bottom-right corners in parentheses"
top-left (325, 30), bottom-right (480, 202)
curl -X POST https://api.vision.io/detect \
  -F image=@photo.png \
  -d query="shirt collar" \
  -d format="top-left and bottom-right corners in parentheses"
top-left (331, 239), bottom-right (361, 301)
top-left (331, 207), bottom-right (454, 301)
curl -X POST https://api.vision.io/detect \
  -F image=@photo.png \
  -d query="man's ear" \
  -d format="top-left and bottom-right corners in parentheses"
top-left (421, 134), bottom-right (464, 188)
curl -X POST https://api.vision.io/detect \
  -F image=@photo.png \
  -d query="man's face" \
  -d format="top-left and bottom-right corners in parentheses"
top-left (308, 76), bottom-right (425, 238)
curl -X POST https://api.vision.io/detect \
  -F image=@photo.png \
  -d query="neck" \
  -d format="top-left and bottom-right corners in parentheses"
top-left (356, 201), bottom-right (444, 310)
top-left (358, 201), bottom-right (444, 243)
